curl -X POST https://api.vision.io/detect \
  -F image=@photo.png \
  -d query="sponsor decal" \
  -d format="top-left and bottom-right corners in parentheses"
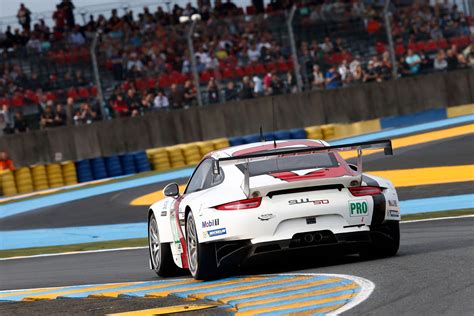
top-left (202, 218), bottom-right (220, 228)
top-left (163, 201), bottom-right (169, 209)
top-left (288, 198), bottom-right (329, 205)
top-left (207, 228), bottom-right (227, 237)
top-left (349, 200), bottom-right (368, 216)
top-left (161, 211), bottom-right (167, 216)
top-left (388, 200), bottom-right (398, 207)
top-left (389, 210), bottom-right (399, 217)
top-left (258, 214), bottom-right (275, 221)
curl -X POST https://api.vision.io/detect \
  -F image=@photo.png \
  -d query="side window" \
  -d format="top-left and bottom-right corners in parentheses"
top-left (185, 159), bottom-right (212, 194)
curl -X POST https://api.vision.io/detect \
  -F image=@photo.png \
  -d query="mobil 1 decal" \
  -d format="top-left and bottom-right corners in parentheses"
top-left (349, 199), bottom-right (369, 216)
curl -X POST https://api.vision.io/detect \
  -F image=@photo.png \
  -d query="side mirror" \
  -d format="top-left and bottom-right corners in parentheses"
top-left (163, 183), bottom-right (180, 197)
top-left (348, 164), bottom-right (358, 172)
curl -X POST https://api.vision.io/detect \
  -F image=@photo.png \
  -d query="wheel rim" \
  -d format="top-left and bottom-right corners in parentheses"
top-left (186, 214), bottom-right (198, 274)
top-left (149, 217), bottom-right (161, 269)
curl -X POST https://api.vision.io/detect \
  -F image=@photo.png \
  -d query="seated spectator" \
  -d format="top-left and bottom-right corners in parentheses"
top-left (54, 104), bottom-right (67, 126)
top-left (433, 50), bottom-right (448, 71)
top-left (207, 77), bottom-right (219, 104)
top-left (325, 67), bottom-right (340, 89)
top-left (183, 80), bottom-right (197, 107)
top-left (247, 42), bottom-right (261, 63)
top-left (112, 94), bottom-right (130, 117)
top-left (125, 89), bottom-right (141, 111)
top-left (40, 105), bottom-right (55, 129)
top-left (405, 49), bottom-right (422, 74)
top-left (224, 81), bottom-right (239, 101)
top-left (0, 152), bottom-right (14, 171)
top-left (320, 37), bottom-right (334, 54)
top-left (14, 111), bottom-right (28, 132)
top-left (140, 93), bottom-right (154, 113)
top-left (169, 84), bottom-right (184, 109)
top-left (153, 90), bottom-right (169, 109)
top-left (74, 103), bottom-right (96, 124)
top-left (312, 65), bottom-right (325, 89)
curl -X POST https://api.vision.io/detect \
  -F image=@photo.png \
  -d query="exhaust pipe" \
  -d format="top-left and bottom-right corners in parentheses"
top-left (304, 233), bottom-right (315, 243)
top-left (313, 232), bottom-right (322, 242)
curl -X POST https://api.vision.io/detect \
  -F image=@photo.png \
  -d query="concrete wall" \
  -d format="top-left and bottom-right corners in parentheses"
top-left (2, 69), bottom-right (473, 167)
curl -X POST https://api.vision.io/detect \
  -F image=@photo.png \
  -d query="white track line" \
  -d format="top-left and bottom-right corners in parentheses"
top-left (2, 214), bottom-right (473, 261)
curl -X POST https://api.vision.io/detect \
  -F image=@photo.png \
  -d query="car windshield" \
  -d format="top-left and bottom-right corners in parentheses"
top-left (236, 152), bottom-right (339, 176)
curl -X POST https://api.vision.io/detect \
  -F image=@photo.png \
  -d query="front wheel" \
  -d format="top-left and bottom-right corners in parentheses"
top-left (186, 211), bottom-right (219, 280)
top-left (148, 214), bottom-right (180, 277)
top-left (361, 221), bottom-right (400, 259)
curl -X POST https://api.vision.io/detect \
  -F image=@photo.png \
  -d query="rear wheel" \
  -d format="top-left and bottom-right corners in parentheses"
top-left (361, 221), bottom-right (400, 259)
top-left (186, 211), bottom-right (219, 280)
top-left (148, 214), bottom-right (179, 277)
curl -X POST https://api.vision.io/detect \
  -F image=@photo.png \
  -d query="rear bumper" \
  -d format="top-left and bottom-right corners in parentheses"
top-left (215, 230), bottom-right (374, 268)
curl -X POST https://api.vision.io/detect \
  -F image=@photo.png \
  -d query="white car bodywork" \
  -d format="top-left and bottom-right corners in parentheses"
top-left (148, 139), bottom-right (400, 274)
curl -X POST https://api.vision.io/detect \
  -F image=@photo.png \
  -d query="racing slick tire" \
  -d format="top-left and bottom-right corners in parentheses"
top-left (148, 214), bottom-right (180, 277)
top-left (186, 211), bottom-right (219, 280)
top-left (360, 220), bottom-right (400, 259)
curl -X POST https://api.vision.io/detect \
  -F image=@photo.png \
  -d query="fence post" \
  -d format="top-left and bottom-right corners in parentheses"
top-left (383, 0), bottom-right (398, 80)
top-left (90, 31), bottom-right (107, 120)
top-left (287, 5), bottom-right (304, 93)
top-left (187, 20), bottom-right (203, 107)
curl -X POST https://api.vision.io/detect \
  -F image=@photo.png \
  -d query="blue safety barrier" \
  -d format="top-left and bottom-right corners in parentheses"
top-left (90, 157), bottom-right (108, 180)
top-left (75, 160), bottom-right (94, 183)
top-left (120, 154), bottom-right (137, 175)
top-left (229, 136), bottom-right (245, 146)
top-left (104, 156), bottom-right (123, 177)
top-left (289, 128), bottom-right (307, 139)
top-left (133, 151), bottom-right (151, 172)
top-left (242, 134), bottom-right (260, 144)
top-left (274, 130), bottom-right (291, 140)
top-left (262, 132), bottom-right (275, 141)
top-left (380, 108), bottom-right (447, 129)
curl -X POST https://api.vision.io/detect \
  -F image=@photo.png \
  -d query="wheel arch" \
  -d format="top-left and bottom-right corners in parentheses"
top-left (148, 206), bottom-right (174, 243)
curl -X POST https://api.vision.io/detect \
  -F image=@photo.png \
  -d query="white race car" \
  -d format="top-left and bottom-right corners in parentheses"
top-left (148, 139), bottom-right (400, 280)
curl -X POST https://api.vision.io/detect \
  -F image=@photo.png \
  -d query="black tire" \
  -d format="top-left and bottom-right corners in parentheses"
top-left (186, 211), bottom-right (220, 280)
top-left (361, 221), bottom-right (400, 259)
top-left (148, 214), bottom-right (181, 277)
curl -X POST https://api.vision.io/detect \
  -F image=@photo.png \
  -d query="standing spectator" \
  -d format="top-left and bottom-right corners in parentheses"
top-left (312, 65), bottom-right (325, 89)
top-left (325, 67), bottom-right (340, 89)
top-left (54, 104), bottom-right (67, 126)
top-left (153, 90), bottom-right (169, 109)
top-left (0, 152), bottom-right (14, 171)
top-left (338, 60), bottom-right (351, 85)
top-left (14, 111), bottom-right (28, 133)
top-left (239, 76), bottom-right (254, 99)
top-left (224, 81), bottom-right (238, 101)
top-left (0, 112), bottom-right (6, 137)
top-left (125, 89), bottom-right (141, 111)
top-left (40, 105), bottom-right (56, 129)
top-left (169, 84), bottom-right (184, 109)
top-left (52, 4), bottom-right (66, 33)
top-left (0, 105), bottom-right (14, 134)
top-left (207, 78), bottom-right (219, 104)
top-left (66, 97), bottom-right (74, 125)
top-left (463, 44), bottom-right (474, 67)
top-left (61, 0), bottom-right (75, 28)
top-left (433, 50), bottom-right (448, 71)
top-left (446, 48), bottom-right (459, 70)
top-left (405, 49), bottom-right (422, 74)
top-left (17, 3), bottom-right (31, 31)
top-left (112, 94), bottom-right (130, 117)
top-left (74, 103), bottom-right (96, 124)
top-left (285, 71), bottom-right (297, 93)
top-left (183, 80), bottom-right (197, 107)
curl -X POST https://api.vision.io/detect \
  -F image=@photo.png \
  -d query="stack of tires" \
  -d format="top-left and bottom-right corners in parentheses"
top-left (62, 161), bottom-right (78, 185)
top-left (104, 156), bottom-right (123, 177)
top-left (274, 130), bottom-right (291, 140)
top-left (31, 165), bottom-right (49, 191)
top-left (148, 148), bottom-right (171, 171)
top-left (305, 126), bottom-right (324, 140)
top-left (15, 167), bottom-right (34, 193)
top-left (180, 144), bottom-right (201, 165)
top-left (166, 146), bottom-right (186, 168)
top-left (75, 160), bottom-right (94, 183)
top-left (196, 141), bottom-right (215, 157)
top-left (46, 163), bottom-right (64, 188)
top-left (242, 134), bottom-right (260, 144)
top-left (120, 154), bottom-right (137, 175)
top-left (289, 128), bottom-right (307, 139)
top-left (228, 136), bottom-right (245, 147)
top-left (133, 151), bottom-right (151, 172)
top-left (90, 157), bottom-right (108, 180)
top-left (0, 170), bottom-right (17, 196)
top-left (212, 138), bottom-right (230, 150)
top-left (321, 124), bottom-right (335, 140)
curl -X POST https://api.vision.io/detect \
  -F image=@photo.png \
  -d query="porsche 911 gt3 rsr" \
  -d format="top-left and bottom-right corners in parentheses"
top-left (148, 139), bottom-right (400, 280)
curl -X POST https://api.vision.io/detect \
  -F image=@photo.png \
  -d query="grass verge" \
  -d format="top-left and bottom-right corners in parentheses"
top-left (1, 208), bottom-right (472, 259)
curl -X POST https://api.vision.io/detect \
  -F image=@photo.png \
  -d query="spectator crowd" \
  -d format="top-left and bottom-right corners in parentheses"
top-left (0, 0), bottom-right (473, 135)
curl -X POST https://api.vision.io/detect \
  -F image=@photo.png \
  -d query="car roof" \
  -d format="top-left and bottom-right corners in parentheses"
top-left (210, 139), bottom-right (328, 160)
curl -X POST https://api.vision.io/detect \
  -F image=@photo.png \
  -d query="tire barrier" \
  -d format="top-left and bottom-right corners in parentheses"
top-left (149, 148), bottom-right (171, 171)
top-left (274, 130), bottom-right (291, 140)
top-left (0, 170), bottom-right (18, 196)
top-left (46, 163), bottom-right (65, 188)
top-left (212, 138), bottom-right (230, 150)
top-left (120, 154), bottom-right (137, 175)
top-left (133, 151), bottom-right (152, 172)
top-left (180, 144), bottom-right (202, 165)
top-left (166, 146), bottom-right (186, 168)
top-left (196, 141), bottom-right (215, 156)
top-left (15, 167), bottom-right (34, 193)
top-left (289, 128), bottom-right (307, 139)
top-left (242, 134), bottom-right (260, 144)
top-left (229, 136), bottom-right (245, 147)
top-left (104, 156), bottom-right (123, 177)
top-left (31, 165), bottom-right (49, 191)
top-left (62, 161), bottom-right (78, 185)
top-left (305, 126), bottom-right (323, 140)
top-left (262, 132), bottom-right (275, 141)
top-left (75, 159), bottom-right (94, 183)
top-left (90, 157), bottom-right (108, 180)
top-left (321, 124), bottom-right (335, 140)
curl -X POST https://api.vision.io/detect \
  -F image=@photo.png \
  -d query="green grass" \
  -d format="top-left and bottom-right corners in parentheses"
top-left (1, 209), bottom-right (472, 259)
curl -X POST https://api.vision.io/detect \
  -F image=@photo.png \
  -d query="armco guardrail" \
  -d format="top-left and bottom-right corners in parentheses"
top-left (1, 69), bottom-right (473, 167)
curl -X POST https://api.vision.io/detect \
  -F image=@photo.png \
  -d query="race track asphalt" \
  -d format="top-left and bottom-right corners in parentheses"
top-left (1, 132), bottom-right (473, 230)
top-left (0, 217), bottom-right (473, 315)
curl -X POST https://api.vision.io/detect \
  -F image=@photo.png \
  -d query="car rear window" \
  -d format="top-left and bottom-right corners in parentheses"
top-left (237, 152), bottom-right (339, 176)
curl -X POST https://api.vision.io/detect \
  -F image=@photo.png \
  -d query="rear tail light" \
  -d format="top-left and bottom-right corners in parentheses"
top-left (349, 186), bottom-right (382, 196)
top-left (215, 197), bottom-right (262, 210)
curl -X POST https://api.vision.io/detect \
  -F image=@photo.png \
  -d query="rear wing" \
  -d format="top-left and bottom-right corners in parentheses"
top-left (212, 139), bottom-right (393, 197)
